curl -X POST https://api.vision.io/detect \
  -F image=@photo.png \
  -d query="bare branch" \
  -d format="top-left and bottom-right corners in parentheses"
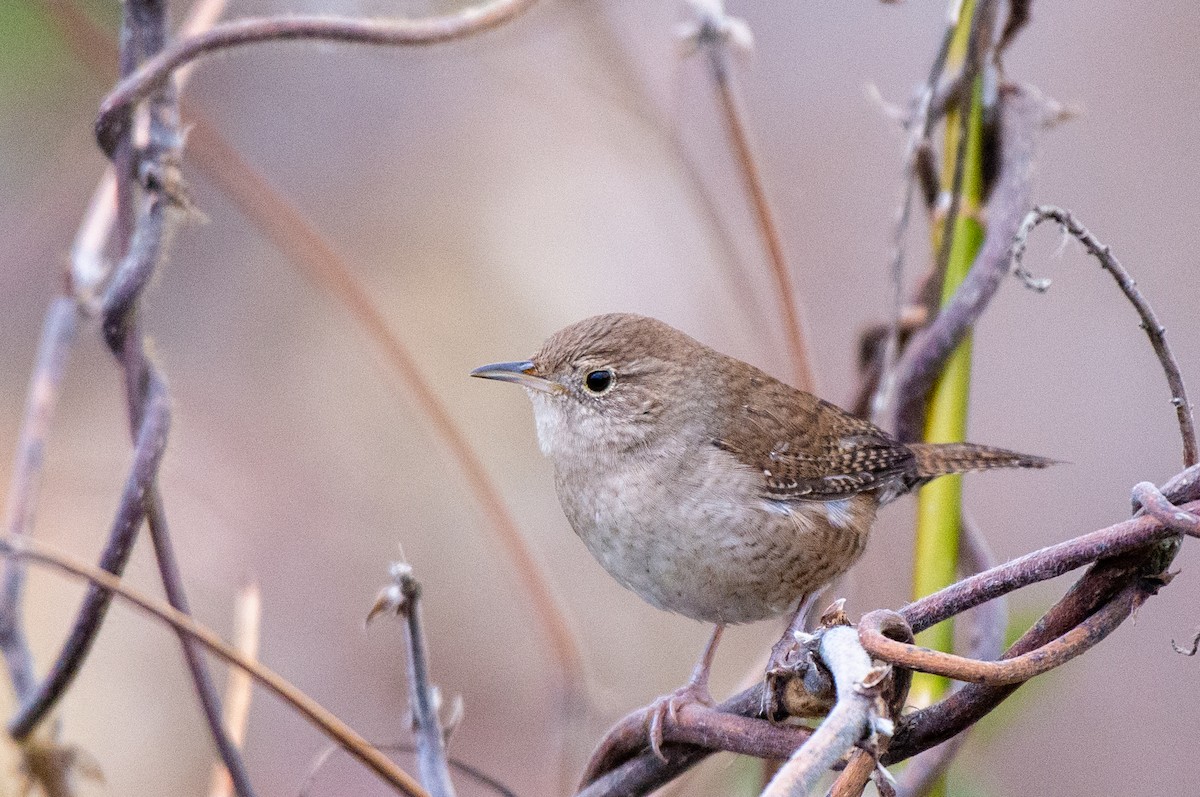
top-left (96, 0), bottom-right (543, 155)
top-left (1009, 205), bottom-right (1198, 467)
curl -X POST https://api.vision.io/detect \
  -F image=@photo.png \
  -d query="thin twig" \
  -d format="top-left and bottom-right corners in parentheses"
top-left (0, 298), bottom-right (81, 703)
top-left (861, 577), bottom-right (1151, 686)
top-left (890, 513), bottom-right (1003, 797)
top-left (683, 1), bottom-right (816, 391)
top-left (9, 364), bottom-right (171, 739)
top-left (904, 495), bottom-right (1199, 633)
top-left (1009, 205), bottom-right (1198, 467)
top-left (368, 562), bottom-right (456, 797)
top-left (95, 0), bottom-right (543, 155)
top-left (763, 626), bottom-right (890, 797)
top-left (0, 537), bottom-right (430, 797)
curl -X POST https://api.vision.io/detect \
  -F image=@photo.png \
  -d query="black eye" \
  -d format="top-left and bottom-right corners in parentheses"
top-left (584, 369), bottom-right (614, 394)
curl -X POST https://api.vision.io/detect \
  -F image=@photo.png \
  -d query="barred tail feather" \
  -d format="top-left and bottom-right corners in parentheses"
top-left (908, 442), bottom-right (1055, 480)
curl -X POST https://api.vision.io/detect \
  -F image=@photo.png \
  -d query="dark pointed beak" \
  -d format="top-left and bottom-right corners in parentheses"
top-left (470, 360), bottom-right (561, 394)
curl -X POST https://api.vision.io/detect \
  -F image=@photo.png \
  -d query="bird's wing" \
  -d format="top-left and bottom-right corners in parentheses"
top-left (713, 389), bottom-right (915, 503)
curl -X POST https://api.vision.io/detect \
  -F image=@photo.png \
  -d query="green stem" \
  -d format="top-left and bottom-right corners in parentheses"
top-left (909, 1), bottom-right (987, 715)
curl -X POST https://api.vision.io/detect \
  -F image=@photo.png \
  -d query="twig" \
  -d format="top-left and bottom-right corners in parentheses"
top-left (9, 364), bottom-right (171, 739)
top-left (0, 536), bottom-right (431, 797)
top-left (762, 626), bottom-right (891, 797)
top-left (0, 297), bottom-right (81, 703)
top-left (95, 0), bottom-right (543, 155)
top-left (889, 514), bottom-right (1003, 797)
top-left (861, 576), bottom-right (1152, 686)
top-left (208, 583), bottom-right (261, 797)
top-left (682, 1), bottom-right (816, 392)
top-left (904, 495), bottom-right (1199, 633)
top-left (888, 83), bottom-right (1056, 439)
top-left (1009, 205), bottom-right (1198, 467)
top-left (368, 561), bottom-right (456, 797)
top-left (829, 613), bottom-right (915, 797)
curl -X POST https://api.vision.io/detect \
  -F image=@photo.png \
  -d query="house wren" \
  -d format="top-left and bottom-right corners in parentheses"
top-left (472, 313), bottom-right (1049, 740)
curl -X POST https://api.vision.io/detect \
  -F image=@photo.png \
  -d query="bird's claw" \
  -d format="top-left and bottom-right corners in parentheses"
top-left (641, 681), bottom-right (715, 761)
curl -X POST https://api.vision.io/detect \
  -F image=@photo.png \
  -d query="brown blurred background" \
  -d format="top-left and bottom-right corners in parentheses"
top-left (2, 0), bottom-right (1199, 794)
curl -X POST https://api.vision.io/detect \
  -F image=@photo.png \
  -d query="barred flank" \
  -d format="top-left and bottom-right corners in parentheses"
top-left (908, 442), bottom-right (1055, 479)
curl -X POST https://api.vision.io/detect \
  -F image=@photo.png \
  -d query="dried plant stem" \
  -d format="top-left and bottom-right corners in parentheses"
top-left (368, 563), bottom-right (456, 797)
top-left (0, 538), bottom-right (429, 797)
top-left (698, 23), bottom-right (815, 391)
top-left (208, 583), bottom-right (261, 797)
top-left (0, 298), bottom-right (81, 703)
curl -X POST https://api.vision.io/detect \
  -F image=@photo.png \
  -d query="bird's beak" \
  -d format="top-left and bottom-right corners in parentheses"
top-left (470, 360), bottom-right (561, 394)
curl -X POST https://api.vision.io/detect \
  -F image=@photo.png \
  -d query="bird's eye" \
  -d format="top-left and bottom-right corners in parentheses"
top-left (583, 369), bottom-right (614, 394)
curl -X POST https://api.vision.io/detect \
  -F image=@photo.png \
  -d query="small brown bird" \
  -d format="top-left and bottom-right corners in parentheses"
top-left (472, 313), bottom-right (1049, 745)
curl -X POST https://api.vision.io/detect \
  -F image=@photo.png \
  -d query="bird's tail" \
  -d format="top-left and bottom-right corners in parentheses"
top-left (908, 442), bottom-right (1055, 480)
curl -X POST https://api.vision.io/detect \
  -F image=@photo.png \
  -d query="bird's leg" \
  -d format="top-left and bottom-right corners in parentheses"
top-left (643, 623), bottom-right (725, 760)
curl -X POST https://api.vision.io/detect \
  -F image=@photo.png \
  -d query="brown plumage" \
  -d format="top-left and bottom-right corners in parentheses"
top-left (473, 313), bottom-right (1052, 625)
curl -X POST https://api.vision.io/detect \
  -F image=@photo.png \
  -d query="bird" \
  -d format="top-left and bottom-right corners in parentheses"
top-left (471, 312), bottom-right (1050, 751)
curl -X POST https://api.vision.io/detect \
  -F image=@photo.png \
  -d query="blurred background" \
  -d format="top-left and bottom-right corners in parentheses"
top-left (2, 0), bottom-right (1199, 794)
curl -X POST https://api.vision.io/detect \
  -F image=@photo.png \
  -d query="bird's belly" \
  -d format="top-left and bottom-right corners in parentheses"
top-left (557, 472), bottom-right (874, 625)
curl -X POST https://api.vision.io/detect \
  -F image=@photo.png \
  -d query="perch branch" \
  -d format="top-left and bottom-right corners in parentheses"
top-left (577, 482), bottom-right (1200, 793)
top-left (762, 626), bottom-right (890, 797)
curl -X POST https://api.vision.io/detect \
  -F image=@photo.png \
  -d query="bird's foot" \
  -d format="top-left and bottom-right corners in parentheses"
top-left (641, 679), bottom-right (715, 761)
top-left (763, 633), bottom-right (804, 720)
